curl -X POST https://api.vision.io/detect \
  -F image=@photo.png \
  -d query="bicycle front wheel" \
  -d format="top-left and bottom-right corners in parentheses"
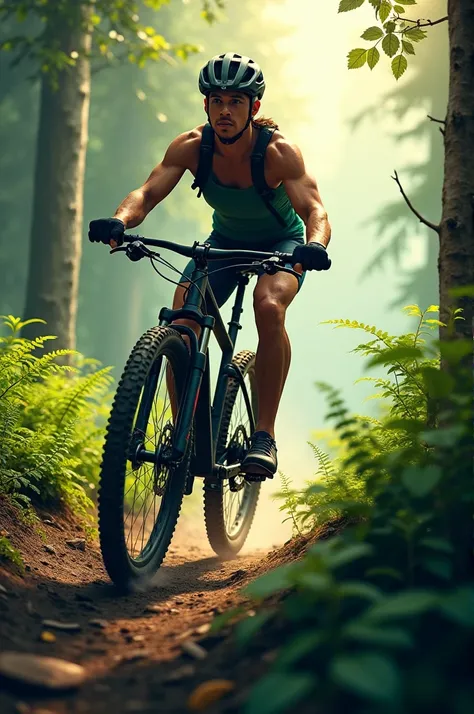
top-left (204, 350), bottom-right (261, 558)
top-left (98, 326), bottom-right (191, 589)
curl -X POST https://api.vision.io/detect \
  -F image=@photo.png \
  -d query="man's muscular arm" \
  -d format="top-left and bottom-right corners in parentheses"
top-left (113, 130), bottom-right (199, 229)
top-left (271, 140), bottom-right (331, 248)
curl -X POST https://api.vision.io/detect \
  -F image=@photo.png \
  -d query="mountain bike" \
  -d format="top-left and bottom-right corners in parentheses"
top-left (97, 235), bottom-right (303, 590)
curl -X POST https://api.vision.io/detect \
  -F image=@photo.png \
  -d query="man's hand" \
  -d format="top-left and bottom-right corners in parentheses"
top-left (292, 242), bottom-right (331, 271)
top-left (88, 218), bottom-right (125, 248)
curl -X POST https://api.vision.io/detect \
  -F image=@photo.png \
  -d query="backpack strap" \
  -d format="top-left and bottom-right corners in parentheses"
top-left (191, 123), bottom-right (215, 198)
top-left (251, 127), bottom-right (288, 228)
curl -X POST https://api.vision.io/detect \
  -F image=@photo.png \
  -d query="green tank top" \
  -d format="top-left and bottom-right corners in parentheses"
top-left (201, 173), bottom-right (304, 243)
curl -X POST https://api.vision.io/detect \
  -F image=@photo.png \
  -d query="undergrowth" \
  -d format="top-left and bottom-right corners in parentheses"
top-left (227, 304), bottom-right (473, 714)
top-left (0, 315), bottom-right (113, 528)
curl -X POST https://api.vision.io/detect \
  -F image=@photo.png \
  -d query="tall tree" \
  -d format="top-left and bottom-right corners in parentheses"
top-left (0, 0), bottom-right (219, 349)
top-left (339, 0), bottom-right (473, 355)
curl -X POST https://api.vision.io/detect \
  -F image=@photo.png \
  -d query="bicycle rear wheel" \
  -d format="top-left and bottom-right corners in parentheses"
top-left (98, 326), bottom-right (191, 590)
top-left (204, 350), bottom-right (260, 558)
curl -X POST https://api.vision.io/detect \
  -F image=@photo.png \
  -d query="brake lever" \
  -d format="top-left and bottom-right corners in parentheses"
top-left (109, 245), bottom-right (127, 254)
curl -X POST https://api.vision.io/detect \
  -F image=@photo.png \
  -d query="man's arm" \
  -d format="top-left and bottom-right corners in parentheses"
top-left (272, 140), bottom-right (331, 248)
top-left (113, 130), bottom-right (199, 228)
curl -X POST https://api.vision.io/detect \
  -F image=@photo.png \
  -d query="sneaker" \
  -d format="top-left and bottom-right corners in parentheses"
top-left (241, 430), bottom-right (278, 482)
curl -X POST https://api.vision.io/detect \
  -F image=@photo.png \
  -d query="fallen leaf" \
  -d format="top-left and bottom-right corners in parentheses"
top-left (187, 680), bottom-right (235, 710)
top-left (40, 632), bottom-right (56, 643)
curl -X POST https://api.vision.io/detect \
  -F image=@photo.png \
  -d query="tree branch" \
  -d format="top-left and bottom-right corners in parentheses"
top-left (392, 170), bottom-right (440, 235)
top-left (402, 16), bottom-right (448, 29)
top-left (428, 114), bottom-right (446, 136)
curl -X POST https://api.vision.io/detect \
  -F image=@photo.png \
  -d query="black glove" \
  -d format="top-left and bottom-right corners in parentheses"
top-left (292, 242), bottom-right (331, 271)
top-left (88, 217), bottom-right (125, 246)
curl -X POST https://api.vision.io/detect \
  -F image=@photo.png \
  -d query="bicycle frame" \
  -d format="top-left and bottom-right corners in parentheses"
top-left (157, 252), bottom-right (252, 489)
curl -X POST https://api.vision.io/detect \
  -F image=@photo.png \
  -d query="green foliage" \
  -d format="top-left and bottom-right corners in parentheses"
top-left (340, 0), bottom-right (443, 80)
top-left (0, 0), bottom-right (222, 80)
top-left (243, 304), bottom-right (473, 714)
top-left (0, 316), bottom-right (112, 521)
top-left (0, 535), bottom-right (24, 571)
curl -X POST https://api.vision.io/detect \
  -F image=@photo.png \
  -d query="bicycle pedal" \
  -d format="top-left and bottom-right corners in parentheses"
top-left (244, 471), bottom-right (273, 483)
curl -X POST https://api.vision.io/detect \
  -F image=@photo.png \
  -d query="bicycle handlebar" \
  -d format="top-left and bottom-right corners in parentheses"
top-left (123, 234), bottom-right (295, 264)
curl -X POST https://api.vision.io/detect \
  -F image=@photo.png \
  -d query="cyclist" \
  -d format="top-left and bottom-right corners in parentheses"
top-left (89, 52), bottom-right (331, 482)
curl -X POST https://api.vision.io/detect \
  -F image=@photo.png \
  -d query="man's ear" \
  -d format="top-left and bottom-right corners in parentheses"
top-left (252, 99), bottom-right (261, 117)
top-left (204, 96), bottom-right (208, 112)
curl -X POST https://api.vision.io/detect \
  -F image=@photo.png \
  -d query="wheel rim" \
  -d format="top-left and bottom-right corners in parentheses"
top-left (222, 372), bottom-right (257, 541)
top-left (123, 356), bottom-right (177, 564)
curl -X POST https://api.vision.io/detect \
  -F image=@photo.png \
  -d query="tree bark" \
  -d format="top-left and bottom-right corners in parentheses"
top-left (440, 1), bottom-right (474, 345)
top-left (23, 6), bottom-right (92, 350)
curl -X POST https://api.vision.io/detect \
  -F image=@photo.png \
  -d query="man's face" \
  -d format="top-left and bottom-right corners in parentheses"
top-left (205, 90), bottom-right (259, 139)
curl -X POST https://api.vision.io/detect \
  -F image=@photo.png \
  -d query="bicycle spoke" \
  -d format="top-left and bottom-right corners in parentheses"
top-left (122, 353), bottom-right (178, 563)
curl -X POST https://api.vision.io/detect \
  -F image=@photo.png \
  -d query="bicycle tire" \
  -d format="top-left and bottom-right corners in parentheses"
top-left (98, 326), bottom-right (191, 590)
top-left (204, 350), bottom-right (260, 558)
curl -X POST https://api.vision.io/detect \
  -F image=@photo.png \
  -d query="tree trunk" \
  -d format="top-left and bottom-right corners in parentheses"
top-left (23, 6), bottom-right (92, 350)
top-left (440, 1), bottom-right (474, 582)
top-left (440, 2), bottom-right (474, 345)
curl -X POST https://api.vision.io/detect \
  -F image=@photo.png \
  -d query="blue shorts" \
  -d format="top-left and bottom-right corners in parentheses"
top-left (179, 230), bottom-right (306, 308)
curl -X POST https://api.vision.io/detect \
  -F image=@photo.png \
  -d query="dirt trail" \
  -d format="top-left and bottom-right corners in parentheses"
top-left (0, 501), bottom-right (280, 714)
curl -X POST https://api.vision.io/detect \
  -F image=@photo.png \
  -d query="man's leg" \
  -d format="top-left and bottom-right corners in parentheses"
top-left (240, 269), bottom-right (301, 479)
top-left (253, 271), bottom-right (300, 437)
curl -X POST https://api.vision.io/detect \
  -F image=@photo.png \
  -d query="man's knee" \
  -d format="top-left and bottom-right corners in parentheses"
top-left (253, 293), bottom-right (286, 331)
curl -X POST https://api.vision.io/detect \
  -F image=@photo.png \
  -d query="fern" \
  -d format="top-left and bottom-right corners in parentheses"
top-left (0, 316), bottom-right (112, 520)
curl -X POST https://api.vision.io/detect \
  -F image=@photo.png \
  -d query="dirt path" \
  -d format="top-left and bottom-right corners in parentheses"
top-left (0, 501), bottom-right (280, 714)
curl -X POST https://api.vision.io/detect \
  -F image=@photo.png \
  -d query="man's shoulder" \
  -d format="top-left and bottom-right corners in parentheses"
top-left (265, 131), bottom-right (304, 180)
top-left (166, 125), bottom-right (205, 168)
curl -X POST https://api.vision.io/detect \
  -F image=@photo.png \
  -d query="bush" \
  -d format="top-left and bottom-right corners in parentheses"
top-left (0, 316), bottom-right (113, 522)
top-left (239, 305), bottom-right (473, 714)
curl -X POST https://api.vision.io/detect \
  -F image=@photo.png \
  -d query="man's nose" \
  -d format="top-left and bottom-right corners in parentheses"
top-left (219, 104), bottom-right (231, 115)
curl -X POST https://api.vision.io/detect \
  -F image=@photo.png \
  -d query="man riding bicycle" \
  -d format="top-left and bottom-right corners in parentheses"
top-left (89, 52), bottom-right (331, 482)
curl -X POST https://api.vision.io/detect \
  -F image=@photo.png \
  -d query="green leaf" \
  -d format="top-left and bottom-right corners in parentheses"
top-left (244, 563), bottom-right (297, 599)
top-left (367, 46), bottom-right (380, 69)
top-left (402, 40), bottom-right (416, 54)
top-left (421, 366), bottom-right (454, 398)
top-left (276, 632), bottom-right (324, 669)
top-left (365, 590), bottom-right (438, 620)
top-left (396, 0), bottom-right (417, 4)
top-left (392, 53), bottom-right (408, 79)
top-left (236, 610), bottom-right (275, 647)
top-left (439, 339), bottom-right (473, 364)
top-left (449, 284), bottom-right (474, 298)
top-left (244, 673), bottom-right (314, 714)
top-left (338, 581), bottom-right (382, 601)
top-left (296, 572), bottom-right (332, 593)
top-left (378, 1), bottom-right (392, 23)
top-left (369, 0), bottom-right (381, 7)
top-left (439, 587), bottom-right (474, 627)
top-left (327, 543), bottom-right (373, 569)
top-left (422, 556), bottom-right (452, 580)
top-left (420, 537), bottom-right (454, 554)
top-left (384, 21), bottom-right (396, 32)
top-left (332, 653), bottom-right (400, 702)
top-left (347, 48), bottom-right (368, 69)
top-left (405, 27), bottom-right (427, 42)
top-left (382, 33), bottom-right (400, 57)
top-left (361, 26), bottom-right (384, 40)
top-left (384, 417), bottom-right (424, 433)
top-left (367, 345), bottom-right (423, 367)
top-left (338, 0), bottom-right (366, 12)
top-left (401, 465), bottom-right (442, 497)
top-left (420, 425), bottom-right (465, 448)
top-left (345, 623), bottom-right (414, 648)
top-left (394, 4), bottom-right (406, 12)
top-left (210, 605), bottom-right (245, 633)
